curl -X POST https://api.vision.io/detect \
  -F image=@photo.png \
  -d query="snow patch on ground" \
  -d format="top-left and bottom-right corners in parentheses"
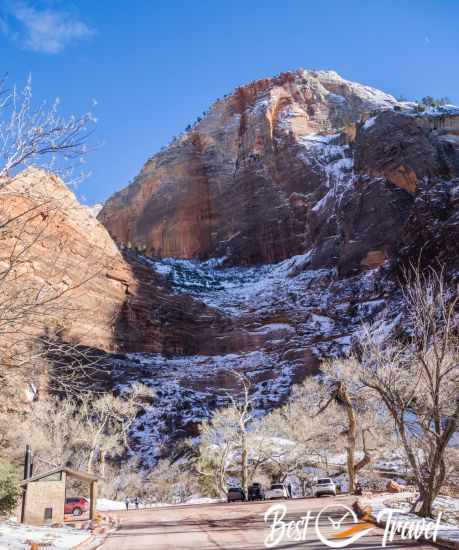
top-left (0, 520), bottom-right (89, 550)
top-left (97, 498), bottom-right (127, 511)
top-left (297, 133), bottom-right (341, 144)
top-left (362, 492), bottom-right (459, 544)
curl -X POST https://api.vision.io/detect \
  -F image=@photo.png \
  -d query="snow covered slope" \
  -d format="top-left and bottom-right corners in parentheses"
top-left (109, 253), bottom-right (405, 465)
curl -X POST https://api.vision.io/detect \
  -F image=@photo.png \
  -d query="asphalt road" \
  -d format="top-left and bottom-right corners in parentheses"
top-left (101, 496), bottom-right (439, 550)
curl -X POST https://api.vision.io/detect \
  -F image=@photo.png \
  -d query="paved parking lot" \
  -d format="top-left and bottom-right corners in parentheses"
top-left (101, 496), bottom-right (440, 549)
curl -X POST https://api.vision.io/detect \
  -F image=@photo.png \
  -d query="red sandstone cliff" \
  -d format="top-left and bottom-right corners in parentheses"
top-left (99, 70), bottom-right (459, 273)
top-left (0, 168), bottom-right (251, 358)
top-left (100, 71), bottom-right (459, 274)
top-left (0, 168), bottom-right (134, 352)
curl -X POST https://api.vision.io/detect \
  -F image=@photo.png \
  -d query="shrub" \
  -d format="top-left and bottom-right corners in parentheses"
top-left (0, 460), bottom-right (21, 516)
top-left (418, 96), bottom-right (452, 109)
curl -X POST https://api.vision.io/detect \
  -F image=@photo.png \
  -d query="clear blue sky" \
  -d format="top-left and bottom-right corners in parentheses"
top-left (1, 0), bottom-right (458, 204)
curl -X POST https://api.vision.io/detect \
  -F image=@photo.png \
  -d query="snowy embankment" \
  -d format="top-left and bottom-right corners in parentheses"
top-left (362, 493), bottom-right (459, 546)
top-left (96, 496), bottom-right (221, 511)
top-left (0, 497), bottom-right (223, 548)
top-left (0, 519), bottom-right (89, 550)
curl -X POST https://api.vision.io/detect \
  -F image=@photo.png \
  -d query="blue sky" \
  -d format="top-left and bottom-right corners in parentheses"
top-left (1, 0), bottom-right (458, 204)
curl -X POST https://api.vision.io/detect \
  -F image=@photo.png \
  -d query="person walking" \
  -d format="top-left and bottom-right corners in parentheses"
top-left (134, 496), bottom-right (140, 510)
top-left (125, 497), bottom-right (129, 511)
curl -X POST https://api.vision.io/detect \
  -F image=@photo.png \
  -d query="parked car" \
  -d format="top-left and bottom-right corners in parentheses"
top-left (266, 483), bottom-right (289, 500)
top-left (227, 487), bottom-right (246, 502)
top-left (312, 478), bottom-right (337, 497)
top-left (248, 482), bottom-right (265, 501)
top-left (64, 497), bottom-right (89, 516)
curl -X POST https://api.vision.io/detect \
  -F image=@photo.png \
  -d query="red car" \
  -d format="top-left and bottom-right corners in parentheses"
top-left (64, 497), bottom-right (89, 516)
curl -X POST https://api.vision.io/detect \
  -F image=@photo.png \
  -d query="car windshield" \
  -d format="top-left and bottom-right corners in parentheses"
top-left (229, 488), bottom-right (241, 493)
top-left (271, 484), bottom-right (284, 489)
top-left (318, 479), bottom-right (332, 484)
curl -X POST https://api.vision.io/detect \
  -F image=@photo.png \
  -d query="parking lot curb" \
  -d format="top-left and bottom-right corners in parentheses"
top-left (70, 533), bottom-right (95, 550)
top-left (70, 514), bottom-right (120, 550)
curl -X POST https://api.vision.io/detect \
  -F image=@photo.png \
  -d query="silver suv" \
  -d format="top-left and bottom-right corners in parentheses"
top-left (312, 477), bottom-right (336, 497)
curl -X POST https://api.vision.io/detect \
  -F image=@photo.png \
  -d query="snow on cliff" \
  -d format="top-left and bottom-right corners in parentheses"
top-left (114, 253), bottom-right (401, 465)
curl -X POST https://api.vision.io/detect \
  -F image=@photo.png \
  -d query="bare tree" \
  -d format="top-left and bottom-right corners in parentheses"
top-left (196, 407), bottom-right (239, 496)
top-left (2, 397), bottom-right (92, 475)
top-left (359, 267), bottom-right (459, 517)
top-left (0, 76), bottom-right (94, 182)
top-left (226, 371), bottom-right (252, 496)
top-left (279, 369), bottom-right (393, 493)
top-left (196, 371), bottom-right (253, 496)
top-left (288, 377), bottom-right (344, 470)
top-left (255, 399), bottom-right (326, 486)
top-left (312, 360), bottom-right (382, 493)
top-left (146, 459), bottom-right (198, 504)
top-left (0, 77), bottom-right (101, 399)
top-left (102, 461), bottom-right (145, 500)
top-left (76, 383), bottom-right (154, 474)
top-left (1, 383), bottom-right (153, 477)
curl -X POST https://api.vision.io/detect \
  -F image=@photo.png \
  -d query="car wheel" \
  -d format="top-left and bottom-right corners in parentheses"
top-left (73, 507), bottom-right (82, 516)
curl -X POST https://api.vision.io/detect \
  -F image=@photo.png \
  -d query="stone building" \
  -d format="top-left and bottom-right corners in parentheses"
top-left (20, 467), bottom-right (100, 526)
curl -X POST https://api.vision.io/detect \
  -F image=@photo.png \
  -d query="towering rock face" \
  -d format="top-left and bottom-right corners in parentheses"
top-left (98, 70), bottom-right (396, 265)
top-left (99, 70), bottom-right (459, 272)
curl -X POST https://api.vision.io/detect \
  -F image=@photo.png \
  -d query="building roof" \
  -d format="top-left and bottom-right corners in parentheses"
top-left (20, 466), bottom-right (102, 486)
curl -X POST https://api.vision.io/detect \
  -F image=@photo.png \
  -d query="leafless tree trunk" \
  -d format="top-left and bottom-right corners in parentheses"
top-left (230, 372), bottom-right (252, 496)
top-left (315, 373), bottom-right (374, 494)
top-left (342, 385), bottom-right (357, 493)
top-left (196, 371), bottom-right (254, 496)
top-left (359, 266), bottom-right (459, 517)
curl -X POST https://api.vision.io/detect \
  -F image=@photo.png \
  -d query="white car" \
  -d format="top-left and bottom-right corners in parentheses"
top-left (266, 483), bottom-right (289, 500)
top-left (312, 477), bottom-right (337, 497)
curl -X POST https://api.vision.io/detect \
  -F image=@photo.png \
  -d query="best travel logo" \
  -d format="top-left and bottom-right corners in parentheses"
top-left (263, 503), bottom-right (442, 548)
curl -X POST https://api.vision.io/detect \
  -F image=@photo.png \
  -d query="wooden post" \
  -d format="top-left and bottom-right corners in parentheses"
top-left (90, 481), bottom-right (97, 520)
top-left (20, 486), bottom-right (27, 523)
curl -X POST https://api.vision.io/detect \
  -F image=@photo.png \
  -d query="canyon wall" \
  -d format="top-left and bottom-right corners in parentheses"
top-left (99, 70), bottom-right (459, 274)
top-left (0, 168), bottom-right (250, 357)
